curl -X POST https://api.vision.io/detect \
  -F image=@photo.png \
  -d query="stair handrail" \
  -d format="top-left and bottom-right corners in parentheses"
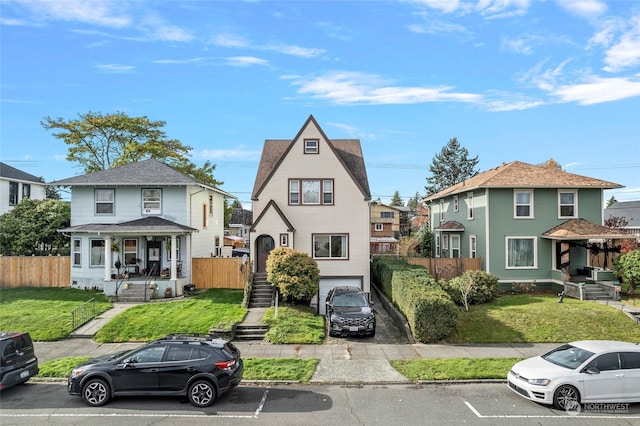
top-left (144, 263), bottom-right (159, 301)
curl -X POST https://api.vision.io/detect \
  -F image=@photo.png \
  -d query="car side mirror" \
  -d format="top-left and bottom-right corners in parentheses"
top-left (584, 367), bottom-right (600, 374)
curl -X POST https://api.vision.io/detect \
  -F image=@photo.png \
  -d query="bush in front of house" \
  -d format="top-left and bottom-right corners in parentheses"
top-left (266, 247), bottom-right (320, 303)
top-left (371, 256), bottom-right (423, 299)
top-left (439, 270), bottom-right (499, 307)
top-left (391, 268), bottom-right (458, 343)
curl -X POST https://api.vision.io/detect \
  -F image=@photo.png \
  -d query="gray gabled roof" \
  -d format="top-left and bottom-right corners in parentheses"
top-left (252, 115), bottom-right (371, 201)
top-left (0, 162), bottom-right (43, 183)
top-left (604, 201), bottom-right (640, 228)
top-left (48, 158), bottom-right (235, 198)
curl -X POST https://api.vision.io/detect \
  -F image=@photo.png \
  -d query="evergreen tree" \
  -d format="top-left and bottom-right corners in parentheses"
top-left (389, 191), bottom-right (403, 206)
top-left (425, 137), bottom-right (479, 196)
top-left (606, 196), bottom-right (617, 208)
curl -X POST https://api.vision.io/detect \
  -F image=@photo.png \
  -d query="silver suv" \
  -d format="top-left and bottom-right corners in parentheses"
top-left (0, 331), bottom-right (39, 390)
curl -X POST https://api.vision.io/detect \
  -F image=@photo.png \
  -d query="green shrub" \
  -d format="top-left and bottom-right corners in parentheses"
top-left (371, 256), bottom-right (421, 299)
top-left (440, 270), bottom-right (499, 306)
top-left (266, 247), bottom-right (320, 301)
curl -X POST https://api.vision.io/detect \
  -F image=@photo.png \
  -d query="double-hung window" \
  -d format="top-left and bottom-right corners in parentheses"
top-left (439, 200), bottom-right (444, 222)
top-left (22, 184), bottom-right (31, 199)
top-left (72, 239), bottom-right (82, 266)
top-left (90, 239), bottom-right (105, 266)
top-left (9, 182), bottom-right (18, 205)
top-left (467, 193), bottom-right (474, 220)
top-left (469, 235), bottom-right (477, 258)
top-left (304, 139), bottom-right (319, 154)
top-left (558, 190), bottom-right (577, 218)
top-left (381, 211), bottom-right (394, 219)
top-left (506, 236), bottom-right (537, 268)
top-left (289, 179), bottom-right (334, 205)
top-left (514, 190), bottom-right (533, 218)
top-left (374, 223), bottom-right (383, 231)
top-left (142, 189), bottom-right (161, 215)
top-left (95, 189), bottom-right (115, 215)
top-left (313, 234), bottom-right (347, 259)
top-left (453, 195), bottom-right (459, 212)
top-left (451, 235), bottom-right (460, 258)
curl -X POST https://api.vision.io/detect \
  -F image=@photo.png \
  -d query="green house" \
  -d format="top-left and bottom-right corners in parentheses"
top-left (426, 161), bottom-right (631, 290)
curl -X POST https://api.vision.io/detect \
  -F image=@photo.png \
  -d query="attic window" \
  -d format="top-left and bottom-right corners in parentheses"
top-left (304, 139), bottom-right (319, 154)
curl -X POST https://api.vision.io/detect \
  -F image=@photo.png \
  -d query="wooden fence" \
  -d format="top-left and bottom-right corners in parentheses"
top-left (191, 257), bottom-right (249, 289)
top-left (0, 256), bottom-right (71, 287)
top-left (0, 256), bottom-right (249, 290)
top-left (408, 257), bottom-right (482, 280)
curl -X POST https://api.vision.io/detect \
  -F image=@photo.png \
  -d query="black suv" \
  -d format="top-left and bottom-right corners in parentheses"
top-left (0, 331), bottom-right (39, 391)
top-left (67, 334), bottom-right (243, 407)
top-left (325, 286), bottom-right (376, 337)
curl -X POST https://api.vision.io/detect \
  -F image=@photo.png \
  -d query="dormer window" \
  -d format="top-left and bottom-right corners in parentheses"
top-left (304, 139), bottom-right (319, 154)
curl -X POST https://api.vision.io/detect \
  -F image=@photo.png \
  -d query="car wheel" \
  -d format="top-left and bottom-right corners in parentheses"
top-left (553, 384), bottom-right (580, 410)
top-left (188, 380), bottom-right (216, 407)
top-left (81, 378), bottom-right (110, 407)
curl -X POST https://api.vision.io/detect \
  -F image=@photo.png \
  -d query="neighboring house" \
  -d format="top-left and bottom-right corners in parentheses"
top-left (49, 158), bottom-right (235, 297)
top-left (227, 208), bottom-right (253, 247)
top-left (426, 161), bottom-right (633, 288)
top-left (250, 115), bottom-right (372, 314)
top-left (0, 162), bottom-right (47, 215)
top-left (370, 201), bottom-right (401, 255)
top-left (411, 201), bottom-right (430, 234)
top-left (604, 200), bottom-right (640, 241)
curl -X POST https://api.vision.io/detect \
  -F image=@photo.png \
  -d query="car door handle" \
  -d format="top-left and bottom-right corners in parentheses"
top-left (615, 374), bottom-right (624, 377)
top-left (149, 368), bottom-right (159, 372)
top-left (187, 367), bottom-right (197, 372)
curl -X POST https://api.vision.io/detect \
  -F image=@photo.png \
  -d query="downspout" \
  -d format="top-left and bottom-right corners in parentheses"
top-left (484, 188), bottom-right (490, 273)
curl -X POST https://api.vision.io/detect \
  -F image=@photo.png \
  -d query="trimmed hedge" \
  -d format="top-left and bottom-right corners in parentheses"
top-left (391, 269), bottom-right (458, 343)
top-left (371, 256), bottom-right (423, 299)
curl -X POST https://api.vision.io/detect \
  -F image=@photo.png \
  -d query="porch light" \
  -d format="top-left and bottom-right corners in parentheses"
top-left (147, 236), bottom-right (153, 241)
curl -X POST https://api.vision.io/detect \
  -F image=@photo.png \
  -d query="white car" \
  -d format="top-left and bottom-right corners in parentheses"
top-left (507, 340), bottom-right (640, 410)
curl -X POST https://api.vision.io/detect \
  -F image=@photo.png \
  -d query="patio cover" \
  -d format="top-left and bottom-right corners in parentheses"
top-left (541, 218), bottom-right (635, 241)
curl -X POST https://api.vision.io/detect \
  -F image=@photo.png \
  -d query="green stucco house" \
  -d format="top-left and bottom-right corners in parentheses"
top-left (426, 161), bottom-right (632, 290)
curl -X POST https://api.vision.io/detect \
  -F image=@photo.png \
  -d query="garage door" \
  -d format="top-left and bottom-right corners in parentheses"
top-left (318, 278), bottom-right (362, 315)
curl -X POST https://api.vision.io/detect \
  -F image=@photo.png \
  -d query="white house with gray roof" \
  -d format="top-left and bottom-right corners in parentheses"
top-left (0, 162), bottom-right (47, 215)
top-left (50, 158), bottom-right (235, 298)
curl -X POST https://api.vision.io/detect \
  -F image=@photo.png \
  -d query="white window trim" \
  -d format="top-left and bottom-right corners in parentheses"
top-left (469, 235), bottom-right (477, 259)
top-left (90, 239), bottom-right (105, 267)
top-left (289, 179), bottom-right (300, 205)
top-left (451, 234), bottom-right (460, 258)
top-left (453, 195), bottom-right (459, 212)
top-left (290, 179), bottom-right (334, 205)
top-left (95, 188), bottom-right (115, 215)
top-left (505, 236), bottom-right (538, 269)
top-left (374, 223), bottom-right (383, 231)
top-left (72, 238), bottom-right (82, 267)
top-left (435, 234), bottom-right (441, 258)
top-left (558, 189), bottom-right (578, 219)
top-left (304, 139), bottom-right (319, 154)
top-left (142, 188), bottom-right (162, 215)
top-left (467, 193), bottom-right (474, 220)
top-left (439, 200), bottom-right (444, 222)
top-left (514, 189), bottom-right (534, 219)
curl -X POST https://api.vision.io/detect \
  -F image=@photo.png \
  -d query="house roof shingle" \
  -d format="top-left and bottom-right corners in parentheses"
top-left (604, 201), bottom-right (640, 228)
top-left (48, 158), bottom-right (235, 198)
top-left (58, 216), bottom-right (197, 234)
top-left (252, 115), bottom-right (371, 201)
top-left (0, 162), bottom-right (43, 183)
top-left (426, 161), bottom-right (622, 201)
top-left (541, 218), bottom-right (635, 240)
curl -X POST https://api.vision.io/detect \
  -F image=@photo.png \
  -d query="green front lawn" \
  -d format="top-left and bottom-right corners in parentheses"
top-left (391, 358), bottom-right (521, 381)
top-left (446, 294), bottom-right (640, 343)
top-left (94, 289), bottom-right (247, 342)
top-left (0, 288), bottom-right (112, 341)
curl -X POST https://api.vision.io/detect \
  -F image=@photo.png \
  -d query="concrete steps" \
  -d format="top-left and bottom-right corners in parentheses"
top-left (583, 284), bottom-right (614, 301)
top-left (249, 273), bottom-right (274, 308)
top-left (116, 283), bottom-right (156, 302)
top-left (233, 324), bottom-right (269, 341)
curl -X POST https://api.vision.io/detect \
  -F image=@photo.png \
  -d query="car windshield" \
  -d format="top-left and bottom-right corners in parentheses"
top-left (333, 293), bottom-right (368, 308)
top-left (542, 344), bottom-right (595, 369)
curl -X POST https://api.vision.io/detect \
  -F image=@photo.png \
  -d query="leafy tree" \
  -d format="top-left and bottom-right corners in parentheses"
top-left (266, 247), bottom-right (320, 302)
top-left (613, 249), bottom-right (640, 295)
top-left (605, 216), bottom-right (629, 230)
top-left (606, 196), bottom-right (617, 208)
top-left (231, 199), bottom-right (243, 209)
top-left (0, 198), bottom-right (70, 256)
top-left (406, 192), bottom-right (420, 214)
top-left (425, 137), bottom-right (479, 196)
top-left (41, 111), bottom-right (221, 186)
top-left (389, 191), bottom-right (403, 207)
top-left (416, 223), bottom-right (434, 257)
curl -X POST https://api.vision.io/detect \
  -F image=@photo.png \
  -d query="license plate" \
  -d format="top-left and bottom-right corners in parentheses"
top-left (349, 326), bottom-right (359, 332)
top-left (20, 371), bottom-right (30, 379)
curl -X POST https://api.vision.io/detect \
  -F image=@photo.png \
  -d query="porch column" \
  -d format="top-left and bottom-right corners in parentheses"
top-left (170, 235), bottom-right (177, 280)
top-left (104, 235), bottom-right (112, 281)
top-left (560, 241), bottom-right (571, 282)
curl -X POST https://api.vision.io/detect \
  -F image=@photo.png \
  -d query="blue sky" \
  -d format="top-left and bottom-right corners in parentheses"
top-left (1, 0), bottom-right (639, 208)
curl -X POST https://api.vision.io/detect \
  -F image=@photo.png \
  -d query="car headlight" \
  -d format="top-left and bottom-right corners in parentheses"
top-left (330, 314), bottom-right (344, 324)
top-left (527, 378), bottom-right (551, 386)
top-left (70, 367), bottom-right (86, 378)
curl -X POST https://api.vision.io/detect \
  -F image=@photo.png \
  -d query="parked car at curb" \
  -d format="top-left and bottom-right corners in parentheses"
top-left (507, 340), bottom-right (640, 410)
top-left (326, 286), bottom-right (376, 337)
top-left (0, 331), bottom-right (39, 391)
top-left (67, 334), bottom-right (243, 407)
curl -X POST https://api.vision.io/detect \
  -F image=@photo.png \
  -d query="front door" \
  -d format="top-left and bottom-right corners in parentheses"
top-left (147, 241), bottom-right (162, 276)
top-left (256, 235), bottom-right (274, 272)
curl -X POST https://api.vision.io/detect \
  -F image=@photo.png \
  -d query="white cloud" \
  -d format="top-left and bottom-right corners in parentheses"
top-left (152, 58), bottom-right (206, 65)
top-left (211, 33), bottom-right (325, 58)
top-left (210, 34), bottom-right (250, 48)
top-left (224, 56), bottom-right (269, 67)
top-left (475, 0), bottom-right (530, 19)
top-left (200, 147), bottom-right (261, 160)
top-left (95, 64), bottom-right (135, 73)
top-left (290, 71), bottom-right (481, 105)
top-left (17, 0), bottom-right (131, 27)
top-left (555, 0), bottom-right (607, 18)
top-left (602, 15), bottom-right (640, 72)
top-left (551, 75), bottom-right (640, 105)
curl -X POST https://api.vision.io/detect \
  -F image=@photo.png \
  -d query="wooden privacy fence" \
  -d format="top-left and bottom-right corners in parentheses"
top-left (408, 257), bottom-right (482, 280)
top-left (0, 256), bottom-right (70, 287)
top-left (191, 257), bottom-right (249, 289)
top-left (0, 256), bottom-right (249, 290)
